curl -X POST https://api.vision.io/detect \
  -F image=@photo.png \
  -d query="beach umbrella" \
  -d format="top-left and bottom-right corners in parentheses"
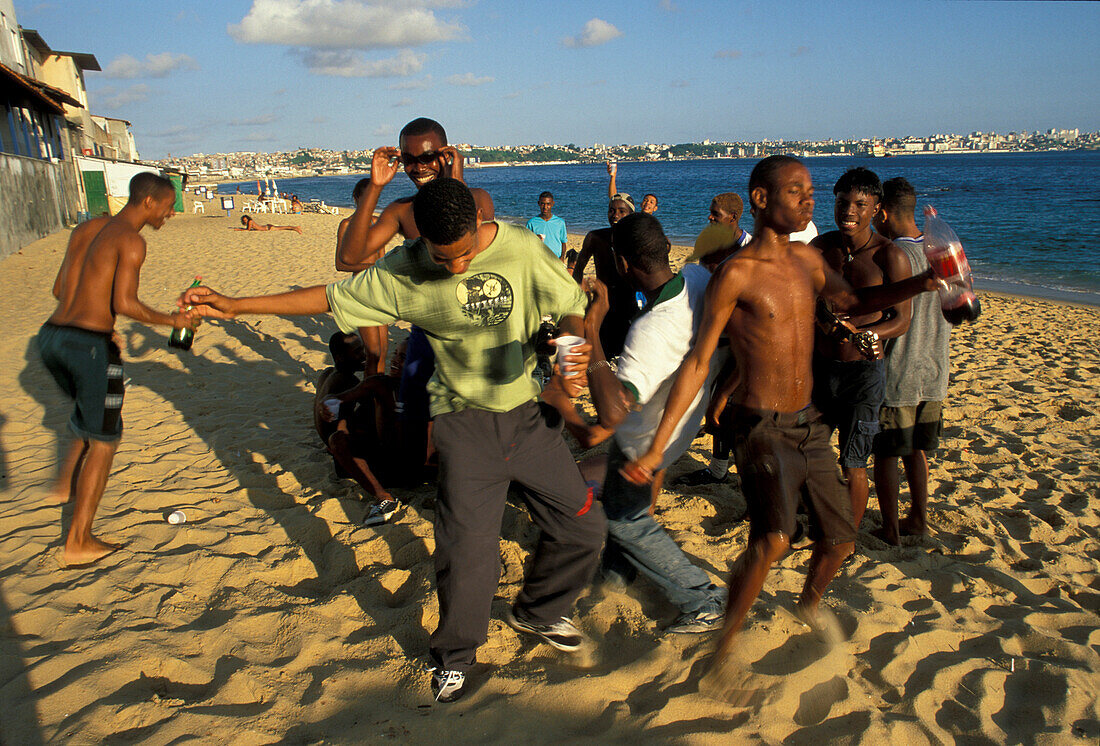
top-left (270, 177), bottom-right (279, 198)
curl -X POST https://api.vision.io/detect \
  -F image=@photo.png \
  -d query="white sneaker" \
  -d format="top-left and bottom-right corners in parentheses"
top-left (363, 499), bottom-right (400, 527)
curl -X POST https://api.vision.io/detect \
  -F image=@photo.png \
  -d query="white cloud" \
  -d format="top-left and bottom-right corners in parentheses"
top-left (95, 84), bottom-right (152, 108)
top-left (229, 0), bottom-right (463, 50)
top-left (387, 76), bottom-right (432, 90)
top-left (670, 80), bottom-right (690, 88)
top-left (563, 18), bottom-right (622, 48)
top-left (659, 0), bottom-right (678, 11)
top-left (503, 91), bottom-right (522, 100)
top-left (103, 53), bottom-right (198, 79)
top-left (714, 49), bottom-right (742, 59)
top-left (446, 72), bottom-right (492, 86)
top-left (294, 48), bottom-right (425, 77)
top-left (393, 97), bottom-right (413, 107)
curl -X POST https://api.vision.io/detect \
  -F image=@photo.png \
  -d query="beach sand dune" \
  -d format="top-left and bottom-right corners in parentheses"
top-left (1, 211), bottom-right (1097, 743)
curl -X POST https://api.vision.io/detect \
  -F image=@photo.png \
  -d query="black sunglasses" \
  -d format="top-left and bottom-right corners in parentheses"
top-left (401, 151), bottom-right (441, 166)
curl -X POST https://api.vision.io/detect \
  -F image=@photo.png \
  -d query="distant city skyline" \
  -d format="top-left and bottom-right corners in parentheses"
top-left (15, 0), bottom-right (1100, 160)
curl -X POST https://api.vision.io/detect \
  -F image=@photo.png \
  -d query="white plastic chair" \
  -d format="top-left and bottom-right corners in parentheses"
top-left (193, 201), bottom-right (204, 214)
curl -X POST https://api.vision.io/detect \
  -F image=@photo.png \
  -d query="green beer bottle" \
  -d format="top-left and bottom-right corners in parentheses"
top-left (169, 276), bottom-right (202, 351)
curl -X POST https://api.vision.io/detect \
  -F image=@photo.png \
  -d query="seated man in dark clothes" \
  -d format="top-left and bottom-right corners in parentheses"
top-left (314, 332), bottom-right (401, 526)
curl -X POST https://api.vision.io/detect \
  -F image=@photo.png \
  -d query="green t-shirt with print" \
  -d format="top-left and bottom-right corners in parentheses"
top-left (326, 221), bottom-right (586, 416)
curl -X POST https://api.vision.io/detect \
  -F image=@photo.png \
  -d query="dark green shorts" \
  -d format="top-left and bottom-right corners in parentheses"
top-left (873, 401), bottom-right (943, 457)
top-left (37, 323), bottom-right (124, 441)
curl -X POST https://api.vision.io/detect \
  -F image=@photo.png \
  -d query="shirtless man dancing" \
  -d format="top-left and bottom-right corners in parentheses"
top-left (622, 156), bottom-right (940, 698)
top-left (38, 172), bottom-right (196, 567)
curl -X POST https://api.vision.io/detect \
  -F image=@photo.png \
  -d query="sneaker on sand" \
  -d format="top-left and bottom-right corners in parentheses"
top-left (362, 499), bottom-right (400, 527)
top-left (505, 608), bottom-right (588, 652)
top-left (429, 667), bottom-right (466, 703)
top-left (666, 608), bottom-right (724, 634)
top-left (672, 468), bottom-right (729, 487)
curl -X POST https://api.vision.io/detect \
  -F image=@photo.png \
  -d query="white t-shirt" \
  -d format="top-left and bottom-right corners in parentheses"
top-left (790, 220), bottom-right (818, 243)
top-left (613, 263), bottom-right (727, 468)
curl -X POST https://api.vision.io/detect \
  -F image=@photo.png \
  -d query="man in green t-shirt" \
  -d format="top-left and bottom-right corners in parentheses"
top-left (181, 178), bottom-right (605, 704)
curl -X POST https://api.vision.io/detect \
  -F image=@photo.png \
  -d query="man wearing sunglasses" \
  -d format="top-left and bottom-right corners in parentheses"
top-left (336, 117), bottom-right (495, 273)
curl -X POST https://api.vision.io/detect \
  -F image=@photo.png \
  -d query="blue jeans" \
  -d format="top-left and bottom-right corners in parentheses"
top-left (601, 443), bottom-right (724, 615)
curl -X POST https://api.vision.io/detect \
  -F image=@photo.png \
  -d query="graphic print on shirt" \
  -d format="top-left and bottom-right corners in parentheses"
top-left (455, 272), bottom-right (514, 326)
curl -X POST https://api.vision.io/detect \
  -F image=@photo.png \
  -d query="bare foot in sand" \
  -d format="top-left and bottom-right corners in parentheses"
top-left (699, 657), bottom-right (766, 707)
top-left (792, 603), bottom-right (844, 645)
top-left (61, 536), bottom-right (122, 568)
top-left (899, 517), bottom-right (929, 538)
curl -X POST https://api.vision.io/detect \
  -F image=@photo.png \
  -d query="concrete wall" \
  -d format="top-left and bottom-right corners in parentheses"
top-left (0, 151), bottom-right (81, 261)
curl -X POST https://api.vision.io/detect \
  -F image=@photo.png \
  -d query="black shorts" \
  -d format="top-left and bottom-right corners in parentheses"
top-left (727, 405), bottom-right (855, 546)
top-left (37, 323), bottom-right (124, 441)
top-left (873, 401), bottom-right (943, 457)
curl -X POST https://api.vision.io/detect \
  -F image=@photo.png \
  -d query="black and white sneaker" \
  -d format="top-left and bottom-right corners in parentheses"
top-left (362, 499), bottom-right (400, 527)
top-left (505, 608), bottom-right (588, 652)
top-left (429, 666), bottom-right (466, 703)
top-left (666, 609), bottom-right (724, 634)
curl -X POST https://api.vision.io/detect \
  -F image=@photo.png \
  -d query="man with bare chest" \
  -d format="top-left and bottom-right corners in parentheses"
top-left (810, 168), bottom-right (913, 530)
top-left (621, 156), bottom-right (938, 698)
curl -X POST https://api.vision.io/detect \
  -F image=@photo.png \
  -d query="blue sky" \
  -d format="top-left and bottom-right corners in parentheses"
top-left (15, 0), bottom-right (1100, 159)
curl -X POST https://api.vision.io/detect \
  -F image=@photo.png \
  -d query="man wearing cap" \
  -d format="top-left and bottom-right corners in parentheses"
top-left (571, 193), bottom-right (638, 359)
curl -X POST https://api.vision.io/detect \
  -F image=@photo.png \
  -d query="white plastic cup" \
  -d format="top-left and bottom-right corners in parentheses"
top-left (553, 335), bottom-right (585, 378)
top-left (167, 510), bottom-right (187, 525)
top-left (323, 397), bottom-right (341, 418)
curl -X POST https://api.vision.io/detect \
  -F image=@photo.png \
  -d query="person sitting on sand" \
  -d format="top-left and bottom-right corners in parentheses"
top-left (622, 155), bottom-right (942, 699)
top-left (234, 214), bottom-right (302, 233)
top-left (571, 193), bottom-right (638, 359)
top-left (607, 161), bottom-right (658, 214)
top-left (810, 168), bottom-right (913, 531)
top-left (38, 172), bottom-right (198, 568)
top-left (584, 212), bottom-right (728, 634)
top-left (871, 177), bottom-right (951, 545)
top-left (178, 177), bottom-right (603, 706)
top-left (290, 195), bottom-right (303, 214)
top-left (314, 332), bottom-right (401, 526)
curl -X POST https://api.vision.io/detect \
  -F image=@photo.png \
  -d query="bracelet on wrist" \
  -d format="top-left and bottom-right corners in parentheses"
top-left (587, 359), bottom-right (613, 374)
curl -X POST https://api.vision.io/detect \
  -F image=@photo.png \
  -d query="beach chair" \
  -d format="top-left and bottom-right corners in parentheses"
top-left (192, 201), bottom-right (204, 214)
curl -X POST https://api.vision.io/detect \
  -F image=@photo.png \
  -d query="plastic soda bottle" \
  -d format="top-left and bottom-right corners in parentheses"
top-left (169, 276), bottom-right (202, 350)
top-left (922, 207), bottom-right (980, 325)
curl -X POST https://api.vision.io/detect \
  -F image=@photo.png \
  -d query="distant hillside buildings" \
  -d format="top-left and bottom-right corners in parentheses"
top-left (155, 127), bottom-right (1097, 183)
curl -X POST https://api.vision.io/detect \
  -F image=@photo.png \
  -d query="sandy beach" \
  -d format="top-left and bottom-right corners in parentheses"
top-left (1, 203), bottom-right (1097, 743)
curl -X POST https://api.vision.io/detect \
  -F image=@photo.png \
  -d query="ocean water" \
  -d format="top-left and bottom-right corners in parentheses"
top-left (221, 151), bottom-right (1100, 303)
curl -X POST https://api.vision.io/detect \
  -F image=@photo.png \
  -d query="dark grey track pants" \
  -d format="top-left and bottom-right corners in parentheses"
top-left (429, 401), bottom-right (606, 671)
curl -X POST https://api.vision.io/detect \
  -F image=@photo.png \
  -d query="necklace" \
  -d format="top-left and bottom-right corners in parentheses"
top-left (844, 233), bottom-right (875, 264)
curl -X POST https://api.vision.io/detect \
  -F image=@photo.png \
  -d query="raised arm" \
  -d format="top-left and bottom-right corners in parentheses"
top-left (336, 147), bottom-right (400, 271)
top-left (113, 235), bottom-right (190, 329)
top-left (622, 268), bottom-right (741, 483)
top-left (607, 162), bottom-right (617, 201)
